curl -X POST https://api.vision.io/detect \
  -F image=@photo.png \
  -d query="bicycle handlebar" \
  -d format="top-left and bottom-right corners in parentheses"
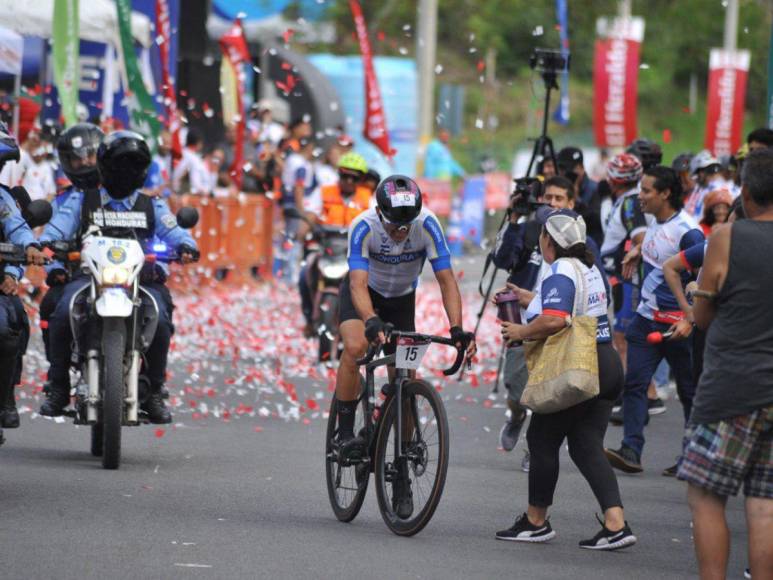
top-left (356, 324), bottom-right (473, 376)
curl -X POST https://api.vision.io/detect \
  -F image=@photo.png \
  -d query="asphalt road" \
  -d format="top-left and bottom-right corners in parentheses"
top-left (0, 256), bottom-right (750, 579)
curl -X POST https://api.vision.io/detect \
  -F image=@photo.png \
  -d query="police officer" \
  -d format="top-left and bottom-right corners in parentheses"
top-left (40, 123), bottom-right (104, 359)
top-left (39, 131), bottom-right (197, 423)
top-left (0, 122), bottom-right (47, 441)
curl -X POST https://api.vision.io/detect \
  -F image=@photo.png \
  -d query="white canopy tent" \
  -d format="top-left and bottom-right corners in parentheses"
top-left (0, 24), bottom-right (23, 137)
top-left (0, 0), bottom-right (152, 47)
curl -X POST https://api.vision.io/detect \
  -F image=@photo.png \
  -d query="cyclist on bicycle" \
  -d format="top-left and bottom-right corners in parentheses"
top-left (335, 175), bottom-right (476, 460)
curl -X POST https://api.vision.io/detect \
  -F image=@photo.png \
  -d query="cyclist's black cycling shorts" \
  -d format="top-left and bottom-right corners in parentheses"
top-left (339, 277), bottom-right (415, 353)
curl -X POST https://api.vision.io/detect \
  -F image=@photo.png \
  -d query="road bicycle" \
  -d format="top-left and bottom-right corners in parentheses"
top-left (325, 324), bottom-right (470, 536)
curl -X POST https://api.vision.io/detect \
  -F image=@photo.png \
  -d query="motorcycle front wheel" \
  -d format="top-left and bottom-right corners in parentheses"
top-left (101, 318), bottom-right (126, 470)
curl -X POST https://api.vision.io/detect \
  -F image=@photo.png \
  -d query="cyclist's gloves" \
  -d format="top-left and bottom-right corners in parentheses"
top-left (365, 316), bottom-right (385, 343)
top-left (450, 326), bottom-right (471, 348)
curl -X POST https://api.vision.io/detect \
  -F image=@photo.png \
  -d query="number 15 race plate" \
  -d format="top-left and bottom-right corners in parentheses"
top-left (395, 336), bottom-right (431, 370)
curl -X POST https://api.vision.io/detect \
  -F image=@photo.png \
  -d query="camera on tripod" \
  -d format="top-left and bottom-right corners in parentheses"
top-left (508, 177), bottom-right (544, 217)
top-left (529, 48), bottom-right (570, 76)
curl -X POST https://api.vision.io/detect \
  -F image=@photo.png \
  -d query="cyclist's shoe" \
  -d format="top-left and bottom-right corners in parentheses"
top-left (605, 445), bottom-right (643, 474)
top-left (496, 513), bottom-right (555, 543)
top-left (499, 412), bottom-right (526, 452)
top-left (39, 389), bottom-right (70, 417)
top-left (648, 397), bottom-right (667, 415)
top-left (1, 404), bottom-right (20, 428)
top-left (141, 393), bottom-right (172, 424)
top-left (392, 475), bottom-right (414, 519)
top-left (744, 567), bottom-right (751, 579)
top-left (579, 516), bottom-right (636, 551)
top-left (338, 434), bottom-right (367, 463)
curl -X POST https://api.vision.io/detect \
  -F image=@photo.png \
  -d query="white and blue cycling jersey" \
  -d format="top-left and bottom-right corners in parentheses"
top-left (637, 210), bottom-right (704, 321)
top-left (347, 207), bottom-right (452, 298)
top-left (524, 258), bottom-right (611, 343)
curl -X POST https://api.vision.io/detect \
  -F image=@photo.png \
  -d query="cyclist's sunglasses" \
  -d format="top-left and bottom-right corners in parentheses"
top-left (378, 211), bottom-right (413, 232)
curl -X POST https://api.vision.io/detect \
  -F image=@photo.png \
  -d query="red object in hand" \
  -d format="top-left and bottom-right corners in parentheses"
top-left (646, 330), bottom-right (674, 345)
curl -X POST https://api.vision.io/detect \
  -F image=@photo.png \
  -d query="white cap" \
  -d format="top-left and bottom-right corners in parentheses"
top-left (545, 213), bottom-right (587, 249)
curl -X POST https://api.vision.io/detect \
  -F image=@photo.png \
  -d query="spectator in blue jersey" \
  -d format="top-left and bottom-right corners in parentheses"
top-left (605, 166), bottom-right (705, 475)
top-left (493, 177), bottom-right (608, 469)
top-left (496, 210), bottom-right (636, 550)
top-left (423, 130), bottom-right (465, 180)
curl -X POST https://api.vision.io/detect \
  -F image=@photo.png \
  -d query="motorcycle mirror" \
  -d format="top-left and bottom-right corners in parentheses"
top-left (24, 199), bottom-right (53, 228)
top-left (176, 207), bottom-right (199, 229)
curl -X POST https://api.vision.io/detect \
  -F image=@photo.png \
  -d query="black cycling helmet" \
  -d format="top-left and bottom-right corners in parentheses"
top-left (671, 152), bottom-right (694, 174)
top-left (626, 138), bottom-right (663, 170)
top-left (375, 174), bottom-right (423, 225)
top-left (97, 130), bottom-right (151, 199)
top-left (0, 121), bottom-right (20, 171)
top-left (365, 168), bottom-right (381, 184)
top-left (57, 123), bottom-right (104, 190)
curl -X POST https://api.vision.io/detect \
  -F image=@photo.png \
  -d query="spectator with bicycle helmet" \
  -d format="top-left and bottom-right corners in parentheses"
top-left (600, 153), bottom-right (646, 376)
top-left (333, 175), bottom-right (475, 517)
top-left (672, 153), bottom-right (695, 198)
top-left (685, 150), bottom-right (725, 218)
top-left (496, 210), bottom-right (636, 551)
top-left (627, 138), bottom-right (663, 171)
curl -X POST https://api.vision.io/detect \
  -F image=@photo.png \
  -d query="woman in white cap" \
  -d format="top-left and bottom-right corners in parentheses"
top-left (495, 209), bottom-right (636, 551)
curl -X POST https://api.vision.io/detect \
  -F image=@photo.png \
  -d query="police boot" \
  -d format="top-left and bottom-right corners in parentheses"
top-left (1, 385), bottom-right (19, 428)
top-left (141, 386), bottom-right (172, 424)
top-left (39, 382), bottom-right (70, 417)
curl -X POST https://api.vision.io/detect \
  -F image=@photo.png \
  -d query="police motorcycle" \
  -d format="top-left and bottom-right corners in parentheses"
top-left (43, 207), bottom-right (199, 469)
top-left (289, 208), bottom-right (349, 363)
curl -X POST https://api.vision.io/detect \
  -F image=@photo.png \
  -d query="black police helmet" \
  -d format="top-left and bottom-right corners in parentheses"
top-left (98, 130), bottom-right (151, 199)
top-left (0, 121), bottom-right (20, 171)
top-left (57, 123), bottom-right (104, 190)
top-left (626, 138), bottom-right (663, 170)
top-left (375, 175), bottom-right (423, 225)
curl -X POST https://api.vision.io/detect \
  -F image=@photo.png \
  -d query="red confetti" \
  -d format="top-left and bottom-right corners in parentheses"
top-left (155, 428), bottom-right (166, 438)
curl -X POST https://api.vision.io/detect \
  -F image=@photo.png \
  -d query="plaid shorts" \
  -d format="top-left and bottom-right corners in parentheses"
top-left (677, 406), bottom-right (773, 498)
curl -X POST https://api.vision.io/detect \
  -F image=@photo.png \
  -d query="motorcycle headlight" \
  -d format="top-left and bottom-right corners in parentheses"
top-left (320, 261), bottom-right (349, 279)
top-left (102, 265), bottom-right (132, 286)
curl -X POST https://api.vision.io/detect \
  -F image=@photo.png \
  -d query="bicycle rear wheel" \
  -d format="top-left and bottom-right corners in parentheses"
top-left (374, 379), bottom-right (449, 536)
top-left (325, 394), bottom-right (370, 522)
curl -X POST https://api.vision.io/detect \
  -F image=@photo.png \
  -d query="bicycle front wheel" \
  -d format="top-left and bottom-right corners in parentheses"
top-left (325, 394), bottom-right (370, 522)
top-left (374, 380), bottom-right (449, 536)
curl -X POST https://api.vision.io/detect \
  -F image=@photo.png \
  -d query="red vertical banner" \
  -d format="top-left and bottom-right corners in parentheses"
top-left (705, 49), bottom-right (750, 157)
top-left (155, 0), bottom-right (182, 161)
top-left (349, 0), bottom-right (394, 157)
top-left (219, 20), bottom-right (251, 189)
top-left (593, 17), bottom-right (645, 148)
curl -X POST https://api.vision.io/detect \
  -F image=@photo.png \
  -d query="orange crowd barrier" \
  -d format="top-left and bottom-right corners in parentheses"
top-left (166, 193), bottom-right (274, 284)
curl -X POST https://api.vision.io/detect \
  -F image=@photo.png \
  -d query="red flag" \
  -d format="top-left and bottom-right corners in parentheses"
top-left (155, 0), bottom-right (181, 161)
top-left (705, 49), bottom-right (749, 157)
top-left (592, 17), bottom-right (644, 148)
top-left (219, 20), bottom-right (251, 188)
top-left (349, 0), bottom-right (393, 157)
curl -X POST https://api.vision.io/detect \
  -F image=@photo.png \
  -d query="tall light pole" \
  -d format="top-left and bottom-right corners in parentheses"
top-left (724, 0), bottom-right (739, 52)
top-left (416, 0), bottom-right (438, 174)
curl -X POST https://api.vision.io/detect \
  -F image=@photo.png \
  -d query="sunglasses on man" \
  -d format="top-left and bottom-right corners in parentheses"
top-left (378, 211), bottom-right (413, 232)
